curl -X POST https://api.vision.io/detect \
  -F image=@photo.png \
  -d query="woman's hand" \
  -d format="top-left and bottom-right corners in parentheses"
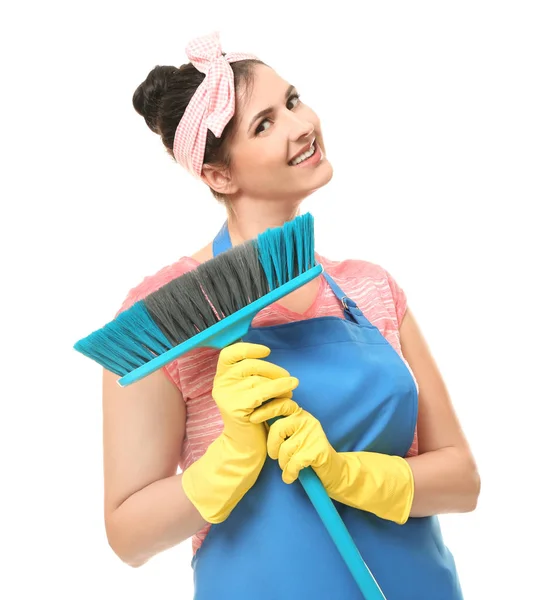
top-left (250, 399), bottom-right (415, 525)
top-left (249, 399), bottom-right (341, 485)
top-left (181, 342), bottom-right (300, 524)
top-left (212, 342), bottom-right (300, 451)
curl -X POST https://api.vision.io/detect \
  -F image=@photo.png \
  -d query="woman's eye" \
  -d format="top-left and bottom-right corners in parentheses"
top-left (255, 120), bottom-right (270, 135)
top-left (287, 93), bottom-right (300, 109)
top-left (255, 94), bottom-right (301, 135)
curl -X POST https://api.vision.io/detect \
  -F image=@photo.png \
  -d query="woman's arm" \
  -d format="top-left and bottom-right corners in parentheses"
top-left (400, 307), bottom-right (481, 516)
top-left (102, 368), bottom-right (206, 568)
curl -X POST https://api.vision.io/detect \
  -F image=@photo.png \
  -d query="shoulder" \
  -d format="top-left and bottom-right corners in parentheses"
top-left (317, 253), bottom-right (403, 296)
top-left (316, 253), bottom-right (408, 328)
top-left (115, 255), bottom-right (200, 317)
top-left (317, 253), bottom-right (387, 280)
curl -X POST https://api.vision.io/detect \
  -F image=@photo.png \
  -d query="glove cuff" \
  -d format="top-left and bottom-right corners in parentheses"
top-left (181, 434), bottom-right (266, 524)
top-left (330, 452), bottom-right (415, 525)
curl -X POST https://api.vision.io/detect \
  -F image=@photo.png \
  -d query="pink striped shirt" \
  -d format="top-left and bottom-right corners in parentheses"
top-left (116, 252), bottom-right (419, 554)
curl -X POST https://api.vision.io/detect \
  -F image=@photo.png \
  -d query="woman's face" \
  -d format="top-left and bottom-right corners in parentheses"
top-left (223, 64), bottom-right (333, 202)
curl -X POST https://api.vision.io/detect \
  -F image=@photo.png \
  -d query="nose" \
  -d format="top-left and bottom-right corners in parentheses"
top-left (287, 111), bottom-right (315, 143)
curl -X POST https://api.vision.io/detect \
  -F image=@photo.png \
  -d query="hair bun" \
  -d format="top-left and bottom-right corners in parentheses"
top-left (133, 65), bottom-right (180, 133)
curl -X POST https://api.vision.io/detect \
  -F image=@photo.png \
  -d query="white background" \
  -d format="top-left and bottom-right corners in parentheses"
top-left (3, 1), bottom-right (555, 598)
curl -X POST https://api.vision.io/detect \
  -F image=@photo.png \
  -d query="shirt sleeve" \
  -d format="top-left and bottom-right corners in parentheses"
top-left (382, 267), bottom-right (419, 457)
top-left (383, 267), bottom-right (408, 329)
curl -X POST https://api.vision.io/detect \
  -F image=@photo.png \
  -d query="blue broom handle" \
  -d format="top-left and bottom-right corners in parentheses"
top-left (266, 416), bottom-right (387, 600)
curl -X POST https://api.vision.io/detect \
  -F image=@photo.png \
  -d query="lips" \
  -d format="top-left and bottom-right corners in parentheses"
top-left (289, 138), bottom-right (316, 164)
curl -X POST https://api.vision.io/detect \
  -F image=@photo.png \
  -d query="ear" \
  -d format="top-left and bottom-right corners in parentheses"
top-left (200, 163), bottom-right (239, 195)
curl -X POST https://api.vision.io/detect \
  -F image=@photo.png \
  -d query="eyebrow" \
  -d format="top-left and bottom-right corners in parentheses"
top-left (248, 84), bottom-right (296, 132)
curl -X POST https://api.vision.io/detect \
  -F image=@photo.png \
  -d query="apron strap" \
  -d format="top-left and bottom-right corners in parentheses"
top-left (211, 221), bottom-right (372, 327)
top-left (322, 272), bottom-right (369, 326)
top-left (212, 221), bottom-right (233, 258)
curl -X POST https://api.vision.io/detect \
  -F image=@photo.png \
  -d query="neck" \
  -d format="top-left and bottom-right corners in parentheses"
top-left (226, 199), bottom-right (302, 245)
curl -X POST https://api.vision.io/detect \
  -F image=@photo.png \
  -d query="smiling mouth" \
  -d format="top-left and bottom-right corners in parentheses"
top-left (288, 140), bottom-right (316, 166)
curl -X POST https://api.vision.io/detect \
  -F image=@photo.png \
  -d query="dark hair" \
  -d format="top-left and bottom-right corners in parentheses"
top-left (132, 55), bottom-right (266, 203)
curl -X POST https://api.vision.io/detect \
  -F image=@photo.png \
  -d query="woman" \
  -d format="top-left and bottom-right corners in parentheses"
top-left (103, 31), bottom-right (481, 599)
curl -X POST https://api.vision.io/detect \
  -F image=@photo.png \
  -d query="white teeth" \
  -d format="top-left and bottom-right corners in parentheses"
top-left (289, 142), bottom-right (316, 165)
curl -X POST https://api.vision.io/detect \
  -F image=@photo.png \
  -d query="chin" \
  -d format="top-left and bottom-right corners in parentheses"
top-left (299, 167), bottom-right (334, 200)
top-left (310, 157), bottom-right (334, 190)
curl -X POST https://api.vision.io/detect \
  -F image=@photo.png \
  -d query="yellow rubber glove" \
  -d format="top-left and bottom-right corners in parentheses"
top-left (181, 342), bottom-right (299, 524)
top-left (250, 399), bottom-right (415, 525)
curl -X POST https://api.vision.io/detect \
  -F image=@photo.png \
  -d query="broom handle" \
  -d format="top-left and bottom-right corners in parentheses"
top-left (266, 416), bottom-right (387, 600)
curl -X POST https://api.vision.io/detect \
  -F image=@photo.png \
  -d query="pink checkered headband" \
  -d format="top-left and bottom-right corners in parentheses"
top-left (172, 32), bottom-right (259, 179)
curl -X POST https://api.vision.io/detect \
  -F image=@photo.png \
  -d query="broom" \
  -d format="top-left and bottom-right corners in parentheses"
top-left (74, 213), bottom-right (386, 600)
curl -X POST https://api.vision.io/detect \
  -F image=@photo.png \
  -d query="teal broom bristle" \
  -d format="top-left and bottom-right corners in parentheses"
top-left (74, 301), bottom-right (174, 376)
top-left (74, 213), bottom-right (317, 377)
top-left (256, 212), bottom-right (314, 290)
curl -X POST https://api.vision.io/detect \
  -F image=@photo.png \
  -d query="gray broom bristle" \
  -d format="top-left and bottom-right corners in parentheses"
top-left (144, 240), bottom-right (271, 346)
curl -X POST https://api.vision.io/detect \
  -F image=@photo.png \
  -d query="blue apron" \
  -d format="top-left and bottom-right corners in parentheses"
top-left (191, 224), bottom-right (464, 599)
